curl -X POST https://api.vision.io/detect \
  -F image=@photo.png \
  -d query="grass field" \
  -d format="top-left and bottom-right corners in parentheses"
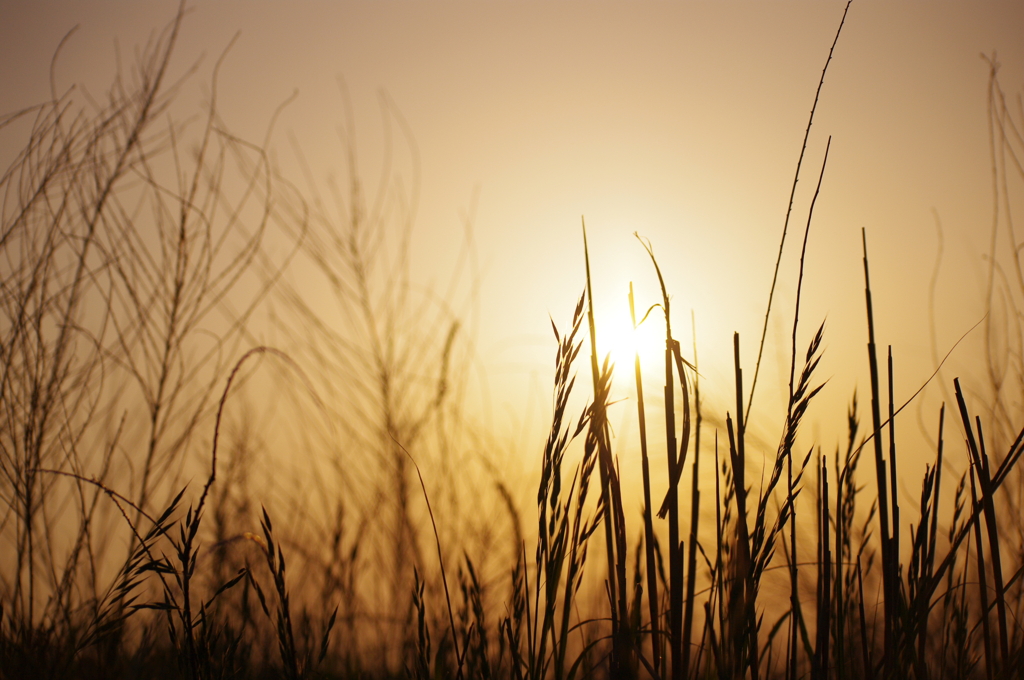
top-left (2, 4), bottom-right (1024, 679)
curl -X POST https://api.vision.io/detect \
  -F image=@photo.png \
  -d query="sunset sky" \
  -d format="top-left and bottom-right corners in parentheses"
top-left (3, 0), bottom-right (1023, 471)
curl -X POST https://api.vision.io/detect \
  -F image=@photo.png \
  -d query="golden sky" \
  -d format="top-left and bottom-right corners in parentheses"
top-left (3, 1), bottom-right (1023, 470)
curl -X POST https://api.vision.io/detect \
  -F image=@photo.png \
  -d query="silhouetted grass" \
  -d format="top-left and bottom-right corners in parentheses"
top-left (3, 2), bottom-right (1024, 679)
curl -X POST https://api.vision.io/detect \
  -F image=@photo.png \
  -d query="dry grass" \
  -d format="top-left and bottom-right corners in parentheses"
top-left (3, 2), bottom-right (1024, 679)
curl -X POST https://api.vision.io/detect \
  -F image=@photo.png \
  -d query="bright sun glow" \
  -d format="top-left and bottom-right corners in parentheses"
top-left (593, 297), bottom-right (667, 387)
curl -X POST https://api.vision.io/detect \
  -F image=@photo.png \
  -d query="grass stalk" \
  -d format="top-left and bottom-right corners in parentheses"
top-left (814, 454), bottom-right (831, 680)
top-left (637, 234), bottom-right (689, 680)
top-left (747, 0), bottom-right (851, 422)
top-left (681, 319), bottom-right (702, 680)
top-left (862, 229), bottom-right (895, 671)
top-left (886, 348), bottom-right (901, 654)
top-left (729, 333), bottom-right (759, 680)
top-left (955, 379), bottom-right (1010, 674)
top-left (968, 465), bottom-right (995, 680)
top-left (583, 222), bottom-right (631, 677)
top-left (630, 282), bottom-right (662, 670)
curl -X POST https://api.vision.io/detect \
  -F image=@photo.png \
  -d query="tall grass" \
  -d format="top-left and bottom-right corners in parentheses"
top-left (2, 2), bottom-right (1024, 679)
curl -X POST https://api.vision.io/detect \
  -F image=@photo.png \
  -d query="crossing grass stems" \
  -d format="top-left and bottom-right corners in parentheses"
top-left (4, 1), bottom-right (1024, 678)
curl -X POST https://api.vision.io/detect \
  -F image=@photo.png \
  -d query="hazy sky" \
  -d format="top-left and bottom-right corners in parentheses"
top-left (3, 1), bottom-right (1023, 466)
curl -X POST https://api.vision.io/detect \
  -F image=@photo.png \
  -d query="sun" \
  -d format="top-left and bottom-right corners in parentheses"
top-left (592, 290), bottom-right (667, 386)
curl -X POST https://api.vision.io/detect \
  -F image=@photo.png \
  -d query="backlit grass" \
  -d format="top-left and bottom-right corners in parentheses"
top-left (2, 3), bottom-right (1024, 679)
